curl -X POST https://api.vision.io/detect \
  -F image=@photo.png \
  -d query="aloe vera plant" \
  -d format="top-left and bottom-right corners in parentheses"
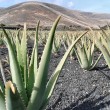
top-left (0, 16), bottom-right (88, 110)
top-left (74, 36), bottom-right (102, 70)
top-left (52, 36), bottom-right (61, 55)
top-left (95, 30), bottom-right (110, 68)
top-left (38, 32), bottom-right (48, 46)
top-left (62, 33), bottom-right (76, 59)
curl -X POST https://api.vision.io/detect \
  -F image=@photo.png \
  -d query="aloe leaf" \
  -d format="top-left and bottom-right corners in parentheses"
top-left (0, 90), bottom-right (5, 110)
top-left (87, 44), bottom-right (93, 67)
top-left (0, 60), bottom-right (6, 85)
top-left (16, 31), bottom-right (21, 63)
top-left (101, 29), bottom-right (110, 40)
top-left (75, 43), bottom-right (89, 69)
top-left (62, 40), bottom-right (68, 51)
top-left (27, 16), bottom-right (61, 110)
top-left (79, 45), bottom-right (89, 69)
top-left (40, 31), bottom-right (88, 109)
top-left (91, 41), bottom-right (95, 56)
top-left (7, 30), bottom-right (16, 50)
top-left (70, 48), bottom-right (75, 59)
top-left (2, 27), bottom-right (28, 106)
top-left (87, 41), bottom-right (94, 68)
top-left (95, 37), bottom-right (110, 68)
top-left (52, 37), bottom-right (57, 53)
top-left (0, 79), bottom-right (4, 94)
top-left (34, 21), bottom-right (40, 78)
top-left (27, 46), bottom-right (35, 98)
top-left (75, 48), bottom-right (82, 63)
top-left (15, 30), bottom-right (22, 68)
top-left (74, 44), bottom-right (82, 66)
top-left (20, 23), bottom-right (28, 88)
top-left (5, 81), bottom-right (25, 110)
top-left (27, 21), bottom-right (40, 98)
top-left (100, 29), bottom-right (110, 56)
top-left (90, 53), bottom-right (102, 70)
top-left (101, 35), bottom-right (110, 52)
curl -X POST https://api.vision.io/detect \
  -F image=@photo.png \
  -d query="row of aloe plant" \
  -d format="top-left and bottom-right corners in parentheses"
top-left (36, 30), bottom-right (104, 70)
top-left (61, 31), bottom-right (103, 70)
top-left (0, 16), bottom-right (88, 110)
top-left (62, 29), bottom-right (110, 70)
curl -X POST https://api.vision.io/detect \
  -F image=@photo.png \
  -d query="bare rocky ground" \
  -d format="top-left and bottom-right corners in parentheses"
top-left (1, 41), bottom-right (110, 110)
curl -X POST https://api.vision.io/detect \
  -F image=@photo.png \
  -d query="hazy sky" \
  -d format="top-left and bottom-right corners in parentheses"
top-left (0, 0), bottom-right (110, 13)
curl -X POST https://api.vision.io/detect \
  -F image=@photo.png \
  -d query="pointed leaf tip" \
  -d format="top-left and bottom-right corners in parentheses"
top-left (5, 81), bottom-right (16, 94)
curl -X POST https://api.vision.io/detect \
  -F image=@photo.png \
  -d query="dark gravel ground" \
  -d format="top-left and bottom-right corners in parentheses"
top-left (1, 41), bottom-right (110, 110)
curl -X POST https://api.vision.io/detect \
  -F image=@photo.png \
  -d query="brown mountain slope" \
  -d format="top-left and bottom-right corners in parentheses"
top-left (0, 1), bottom-right (110, 29)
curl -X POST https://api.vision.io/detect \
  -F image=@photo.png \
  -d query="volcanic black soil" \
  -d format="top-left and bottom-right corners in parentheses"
top-left (1, 40), bottom-right (110, 110)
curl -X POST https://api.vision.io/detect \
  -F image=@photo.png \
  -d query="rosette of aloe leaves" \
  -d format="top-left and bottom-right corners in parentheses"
top-left (0, 16), bottom-right (88, 110)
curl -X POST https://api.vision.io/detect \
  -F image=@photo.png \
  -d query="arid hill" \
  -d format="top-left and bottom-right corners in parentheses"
top-left (0, 1), bottom-right (110, 30)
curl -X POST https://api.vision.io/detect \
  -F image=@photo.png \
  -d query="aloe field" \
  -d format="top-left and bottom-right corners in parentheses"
top-left (0, 17), bottom-right (110, 110)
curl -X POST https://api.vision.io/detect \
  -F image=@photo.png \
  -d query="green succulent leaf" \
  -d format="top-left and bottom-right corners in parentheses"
top-left (5, 81), bottom-right (25, 110)
top-left (20, 23), bottom-right (28, 88)
top-left (27, 45), bottom-right (35, 98)
top-left (2, 27), bottom-right (28, 106)
top-left (95, 35), bottom-right (110, 68)
top-left (0, 90), bottom-right (5, 110)
top-left (0, 79), bottom-right (4, 94)
top-left (27, 21), bottom-right (40, 98)
top-left (34, 21), bottom-right (40, 78)
top-left (27, 16), bottom-right (61, 110)
top-left (0, 60), bottom-right (6, 86)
